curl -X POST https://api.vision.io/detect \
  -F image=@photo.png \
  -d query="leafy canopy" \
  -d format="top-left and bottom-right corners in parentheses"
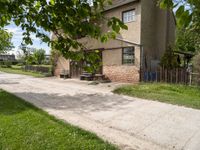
top-left (0, 29), bottom-right (14, 54)
top-left (175, 28), bottom-right (200, 53)
top-left (160, 0), bottom-right (200, 30)
top-left (0, 0), bottom-right (127, 68)
top-left (160, 0), bottom-right (200, 53)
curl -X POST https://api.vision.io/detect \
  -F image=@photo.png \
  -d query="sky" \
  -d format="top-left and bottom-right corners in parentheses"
top-left (5, 24), bottom-right (51, 55)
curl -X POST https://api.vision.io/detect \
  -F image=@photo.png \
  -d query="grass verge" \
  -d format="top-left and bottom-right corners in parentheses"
top-left (0, 90), bottom-right (117, 150)
top-left (0, 67), bottom-right (46, 78)
top-left (114, 83), bottom-right (200, 110)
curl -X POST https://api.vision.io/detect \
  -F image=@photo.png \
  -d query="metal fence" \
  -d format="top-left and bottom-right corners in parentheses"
top-left (24, 65), bottom-right (51, 74)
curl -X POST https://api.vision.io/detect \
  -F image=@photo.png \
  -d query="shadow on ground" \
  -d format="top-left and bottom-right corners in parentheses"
top-left (13, 92), bottom-right (133, 113)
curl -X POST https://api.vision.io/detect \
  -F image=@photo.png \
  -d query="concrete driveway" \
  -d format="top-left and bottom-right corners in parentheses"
top-left (0, 72), bottom-right (200, 150)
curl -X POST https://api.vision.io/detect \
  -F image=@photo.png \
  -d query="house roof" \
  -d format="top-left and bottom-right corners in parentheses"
top-left (105, 0), bottom-right (138, 11)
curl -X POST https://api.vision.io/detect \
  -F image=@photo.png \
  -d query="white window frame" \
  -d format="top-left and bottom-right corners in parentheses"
top-left (122, 9), bottom-right (136, 23)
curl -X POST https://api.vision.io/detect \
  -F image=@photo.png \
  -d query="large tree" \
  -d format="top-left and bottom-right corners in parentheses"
top-left (0, 29), bottom-right (14, 54)
top-left (175, 28), bottom-right (200, 53)
top-left (160, 0), bottom-right (200, 30)
top-left (160, 0), bottom-right (200, 53)
top-left (0, 0), bottom-right (127, 68)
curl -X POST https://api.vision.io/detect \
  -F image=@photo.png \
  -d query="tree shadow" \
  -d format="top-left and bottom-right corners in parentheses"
top-left (1, 91), bottom-right (134, 116)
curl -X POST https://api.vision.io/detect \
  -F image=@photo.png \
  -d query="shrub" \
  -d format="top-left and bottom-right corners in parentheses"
top-left (0, 61), bottom-right (12, 68)
top-left (160, 46), bottom-right (180, 69)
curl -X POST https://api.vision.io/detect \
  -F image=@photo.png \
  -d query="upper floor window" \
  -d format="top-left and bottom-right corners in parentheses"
top-left (122, 47), bottom-right (135, 65)
top-left (122, 9), bottom-right (136, 23)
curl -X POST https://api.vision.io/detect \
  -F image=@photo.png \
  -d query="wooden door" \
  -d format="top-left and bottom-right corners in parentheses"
top-left (70, 61), bottom-right (83, 78)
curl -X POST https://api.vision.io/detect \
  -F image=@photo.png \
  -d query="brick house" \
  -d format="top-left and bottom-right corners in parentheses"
top-left (54, 0), bottom-right (176, 83)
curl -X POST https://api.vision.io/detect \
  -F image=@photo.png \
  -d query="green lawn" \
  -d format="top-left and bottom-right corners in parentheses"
top-left (0, 90), bottom-right (117, 150)
top-left (114, 83), bottom-right (200, 110)
top-left (0, 67), bottom-right (46, 78)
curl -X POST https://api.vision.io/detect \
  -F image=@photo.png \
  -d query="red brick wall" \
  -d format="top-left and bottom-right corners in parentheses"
top-left (103, 65), bottom-right (140, 83)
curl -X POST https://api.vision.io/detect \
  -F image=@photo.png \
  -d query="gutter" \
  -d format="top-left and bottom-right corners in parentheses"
top-left (104, 0), bottom-right (139, 12)
top-left (115, 37), bottom-right (141, 47)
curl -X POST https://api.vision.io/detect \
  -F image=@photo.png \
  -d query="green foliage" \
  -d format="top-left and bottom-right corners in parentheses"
top-left (0, 90), bottom-right (117, 149)
top-left (0, 0), bottom-right (127, 70)
top-left (18, 45), bottom-right (46, 65)
top-left (0, 67), bottom-right (46, 78)
top-left (33, 49), bottom-right (45, 65)
top-left (0, 29), bottom-right (14, 53)
top-left (0, 61), bottom-right (12, 68)
top-left (175, 28), bottom-right (200, 53)
top-left (160, 46), bottom-right (180, 69)
top-left (161, 0), bottom-right (200, 31)
top-left (83, 50), bottom-right (102, 74)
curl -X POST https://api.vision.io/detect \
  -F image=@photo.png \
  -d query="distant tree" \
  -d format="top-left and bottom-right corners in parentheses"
top-left (0, 29), bottom-right (14, 53)
top-left (33, 49), bottom-right (45, 65)
top-left (18, 44), bottom-right (35, 65)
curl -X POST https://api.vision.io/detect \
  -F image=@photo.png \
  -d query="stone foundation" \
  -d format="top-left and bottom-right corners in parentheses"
top-left (103, 65), bottom-right (140, 83)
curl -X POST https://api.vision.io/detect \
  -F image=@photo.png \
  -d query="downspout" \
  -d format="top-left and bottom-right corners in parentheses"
top-left (140, 45), bottom-right (144, 82)
top-left (166, 10), bottom-right (170, 49)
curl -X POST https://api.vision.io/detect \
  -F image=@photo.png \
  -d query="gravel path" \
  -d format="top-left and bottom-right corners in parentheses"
top-left (0, 72), bottom-right (200, 150)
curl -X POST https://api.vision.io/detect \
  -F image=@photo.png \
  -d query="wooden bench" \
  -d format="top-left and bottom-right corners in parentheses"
top-left (80, 72), bottom-right (94, 81)
top-left (93, 74), bottom-right (105, 81)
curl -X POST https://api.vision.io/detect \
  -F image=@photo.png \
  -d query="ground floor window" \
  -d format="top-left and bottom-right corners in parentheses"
top-left (122, 47), bottom-right (135, 65)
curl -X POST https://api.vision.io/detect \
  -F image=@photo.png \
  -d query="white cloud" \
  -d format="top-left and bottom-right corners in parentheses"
top-left (4, 24), bottom-right (51, 54)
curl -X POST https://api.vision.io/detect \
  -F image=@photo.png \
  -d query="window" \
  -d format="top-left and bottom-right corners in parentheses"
top-left (122, 47), bottom-right (135, 65)
top-left (122, 10), bottom-right (136, 23)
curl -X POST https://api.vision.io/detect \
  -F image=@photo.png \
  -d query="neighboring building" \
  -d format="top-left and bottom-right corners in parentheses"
top-left (0, 54), bottom-right (16, 61)
top-left (44, 55), bottom-right (51, 64)
top-left (54, 0), bottom-right (176, 83)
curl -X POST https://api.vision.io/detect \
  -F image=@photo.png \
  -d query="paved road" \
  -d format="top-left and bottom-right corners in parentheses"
top-left (0, 72), bottom-right (200, 150)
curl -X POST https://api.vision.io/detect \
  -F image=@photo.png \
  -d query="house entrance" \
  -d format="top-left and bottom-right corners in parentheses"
top-left (70, 61), bottom-right (83, 78)
top-left (70, 51), bottom-right (103, 78)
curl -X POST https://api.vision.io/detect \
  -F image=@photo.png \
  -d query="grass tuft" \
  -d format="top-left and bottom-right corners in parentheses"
top-left (0, 67), bottom-right (46, 78)
top-left (114, 83), bottom-right (200, 110)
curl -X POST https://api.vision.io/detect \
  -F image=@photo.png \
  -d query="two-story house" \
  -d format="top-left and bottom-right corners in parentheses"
top-left (54, 0), bottom-right (176, 83)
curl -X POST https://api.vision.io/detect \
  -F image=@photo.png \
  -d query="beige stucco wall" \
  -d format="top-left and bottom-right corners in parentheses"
top-left (102, 46), bottom-right (140, 67)
top-left (54, 56), bottom-right (70, 77)
top-left (141, 0), bottom-right (176, 69)
top-left (79, 1), bottom-right (141, 50)
top-left (52, 0), bottom-right (176, 83)
top-left (77, 2), bottom-right (142, 83)
top-left (141, 0), bottom-right (157, 63)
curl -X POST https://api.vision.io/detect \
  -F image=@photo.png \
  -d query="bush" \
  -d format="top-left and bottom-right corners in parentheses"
top-left (160, 46), bottom-right (180, 69)
top-left (0, 61), bottom-right (12, 68)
